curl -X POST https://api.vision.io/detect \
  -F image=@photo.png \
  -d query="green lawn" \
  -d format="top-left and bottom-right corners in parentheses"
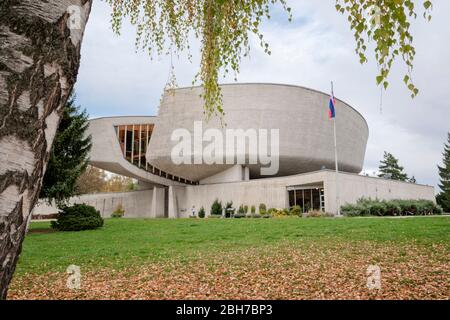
top-left (18, 216), bottom-right (449, 275)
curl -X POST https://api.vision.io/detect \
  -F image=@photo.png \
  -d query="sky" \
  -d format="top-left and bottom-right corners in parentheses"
top-left (74, 0), bottom-right (450, 191)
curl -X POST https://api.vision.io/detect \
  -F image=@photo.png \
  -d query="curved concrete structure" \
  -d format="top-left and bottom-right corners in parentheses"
top-left (147, 83), bottom-right (369, 181)
top-left (87, 116), bottom-right (188, 187)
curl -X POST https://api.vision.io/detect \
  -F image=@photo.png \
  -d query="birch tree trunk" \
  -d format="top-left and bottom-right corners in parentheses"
top-left (0, 0), bottom-right (92, 299)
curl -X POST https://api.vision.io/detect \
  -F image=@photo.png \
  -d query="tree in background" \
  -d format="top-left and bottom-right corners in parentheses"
top-left (39, 92), bottom-right (91, 207)
top-left (76, 167), bottom-right (137, 194)
top-left (76, 165), bottom-right (107, 195)
top-left (0, 0), bottom-right (435, 299)
top-left (437, 133), bottom-right (450, 212)
top-left (378, 152), bottom-right (409, 181)
top-left (104, 175), bottom-right (137, 193)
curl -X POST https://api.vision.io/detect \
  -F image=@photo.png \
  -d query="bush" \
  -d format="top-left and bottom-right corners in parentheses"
top-left (259, 203), bottom-right (267, 215)
top-left (290, 205), bottom-right (302, 216)
top-left (270, 208), bottom-right (291, 218)
top-left (341, 198), bottom-right (442, 217)
top-left (211, 199), bottom-right (222, 216)
top-left (51, 204), bottom-right (104, 231)
top-left (250, 205), bottom-right (256, 214)
top-left (340, 203), bottom-right (362, 217)
top-left (305, 210), bottom-right (329, 218)
top-left (234, 213), bottom-right (246, 218)
top-left (244, 205), bottom-right (249, 214)
top-left (238, 205), bottom-right (245, 214)
top-left (111, 203), bottom-right (125, 218)
top-left (198, 206), bottom-right (206, 218)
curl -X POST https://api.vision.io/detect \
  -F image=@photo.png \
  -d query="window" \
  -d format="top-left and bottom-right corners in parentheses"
top-left (288, 186), bottom-right (324, 213)
top-left (115, 123), bottom-right (197, 185)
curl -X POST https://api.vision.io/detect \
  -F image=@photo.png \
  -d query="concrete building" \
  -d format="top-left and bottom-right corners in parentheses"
top-left (34, 83), bottom-right (435, 218)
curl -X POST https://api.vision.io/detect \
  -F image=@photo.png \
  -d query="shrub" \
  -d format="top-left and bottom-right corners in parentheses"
top-left (250, 205), bottom-right (256, 214)
top-left (111, 203), bottom-right (125, 218)
top-left (340, 203), bottom-right (362, 217)
top-left (290, 205), bottom-right (302, 216)
top-left (305, 210), bottom-right (332, 218)
top-left (51, 204), bottom-right (104, 231)
top-left (238, 205), bottom-right (245, 214)
top-left (234, 213), bottom-right (246, 218)
top-left (211, 199), bottom-right (222, 216)
top-left (244, 205), bottom-right (249, 214)
top-left (434, 205), bottom-right (444, 215)
top-left (198, 206), bottom-right (206, 218)
top-left (270, 208), bottom-right (291, 218)
top-left (259, 203), bottom-right (267, 215)
top-left (341, 198), bottom-right (442, 217)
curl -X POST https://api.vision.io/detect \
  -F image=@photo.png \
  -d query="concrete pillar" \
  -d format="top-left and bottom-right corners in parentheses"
top-left (151, 187), bottom-right (165, 218)
top-left (244, 166), bottom-right (250, 181)
top-left (168, 185), bottom-right (178, 218)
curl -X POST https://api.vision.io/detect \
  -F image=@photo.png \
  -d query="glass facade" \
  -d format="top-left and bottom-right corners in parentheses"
top-left (115, 124), bottom-right (197, 185)
top-left (288, 187), bottom-right (324, 213)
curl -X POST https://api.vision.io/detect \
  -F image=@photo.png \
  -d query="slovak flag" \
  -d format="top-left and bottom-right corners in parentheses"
top-left (329, 94), bottom-right (336, 119)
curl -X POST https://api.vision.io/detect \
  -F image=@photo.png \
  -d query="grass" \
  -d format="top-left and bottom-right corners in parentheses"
top-left (18, 216), bottom-right (449, 275)
top-left (9, 216), bottom-right (449, 299)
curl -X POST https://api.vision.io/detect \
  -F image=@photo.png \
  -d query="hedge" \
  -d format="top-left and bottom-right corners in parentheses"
top-left (341, 198), bottom-right (443, 217)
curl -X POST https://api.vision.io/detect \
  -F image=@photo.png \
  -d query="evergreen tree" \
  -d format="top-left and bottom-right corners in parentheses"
top-left (378, 152), bottom-right (409, 181)
top-left (40, 92), bottom-right (92, 206)
top-left (437, 133), bottom-right (450, 212)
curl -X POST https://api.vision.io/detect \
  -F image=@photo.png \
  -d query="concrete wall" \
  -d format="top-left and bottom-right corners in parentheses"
top-left (178, 171), bottom-right (329, 217)
top-left (33, 189), bottom-right (154, 218)
top-left (170, 170), bottom-right (435, 216)
top-left (199, 165), bottom-right (248, 184)
top-left (324, 171), bottom-right (436, 214)
top-left (33, 171), bottom-right (435, 219)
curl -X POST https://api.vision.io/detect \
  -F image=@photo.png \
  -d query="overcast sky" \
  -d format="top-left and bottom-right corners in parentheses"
top-left (74, 0), bottom-right (450, 191)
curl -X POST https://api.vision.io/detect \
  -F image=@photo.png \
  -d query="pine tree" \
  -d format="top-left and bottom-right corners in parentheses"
top-left (39, 92), bottom-right (92, 207)
top-left (437, 133), bottom-right (450, 212)
top-left (378, 152), bottom-right (409, 181)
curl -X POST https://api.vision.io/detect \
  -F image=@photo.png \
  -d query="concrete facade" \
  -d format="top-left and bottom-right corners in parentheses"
top-left (33, 189), bottom-right (155, 218)
top-left (148, 83), bottom-right (369, 181)
top-left (32, 83), bottom-right (435, 218)
top-left (167, 170), bottom-right (436, 217)
top-left (33, 169), bottom-right (435, 218)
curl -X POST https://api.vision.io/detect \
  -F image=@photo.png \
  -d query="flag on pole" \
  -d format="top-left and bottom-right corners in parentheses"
top-left (329, 94), bottom-right (336, 119)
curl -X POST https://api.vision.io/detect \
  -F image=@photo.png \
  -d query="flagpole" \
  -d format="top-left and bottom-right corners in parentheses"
top-left (331, 81), bottom-right (341, 216)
